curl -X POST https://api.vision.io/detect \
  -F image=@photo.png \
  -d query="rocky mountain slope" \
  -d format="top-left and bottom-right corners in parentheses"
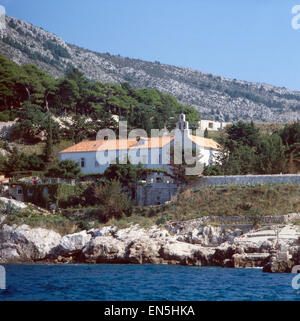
top-left (1, 15), bottom-right (300, 123)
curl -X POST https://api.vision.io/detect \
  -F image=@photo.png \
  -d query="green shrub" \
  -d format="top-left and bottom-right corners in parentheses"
top-left (45, 160), bottom-right (82, 179)
top-left (0, 111), bottom-right (10, 122)
top-left (155, 214), bottom-right (169, 226)
top-left (90, 180), bottom-right (133, 222)
top-left (247, 207), bottom-right (263, 228)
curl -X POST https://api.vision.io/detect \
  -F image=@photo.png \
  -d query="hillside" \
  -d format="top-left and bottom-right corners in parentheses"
top-left (0, 15), bottom-right (300, 122)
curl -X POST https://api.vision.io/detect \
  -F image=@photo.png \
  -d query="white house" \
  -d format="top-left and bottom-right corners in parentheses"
top-left (199, 119), bottom-right (231, 131)
top-left (59, 114), bottom-right (221, 175)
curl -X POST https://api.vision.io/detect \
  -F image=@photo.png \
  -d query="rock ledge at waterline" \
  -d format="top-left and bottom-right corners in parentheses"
top-left (1, 214), bottom-right (300, 273)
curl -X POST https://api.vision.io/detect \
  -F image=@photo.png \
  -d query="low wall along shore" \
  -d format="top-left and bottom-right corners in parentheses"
top-left (196, 174), bottom-right (300, 187)
top-left (166, 213), bottom-right (300, 229)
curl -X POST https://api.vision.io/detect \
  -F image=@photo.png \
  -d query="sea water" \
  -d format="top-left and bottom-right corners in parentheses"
top-left (0, 264), bottom-right (299, 301)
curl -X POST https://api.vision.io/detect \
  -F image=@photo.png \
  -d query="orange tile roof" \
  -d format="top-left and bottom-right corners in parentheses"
top-left (60, 135), bottom-right (220, 153)
top-left (189, 135), bottom-right (221, 150)
top-left (60, 137), bottom-right (175, 153)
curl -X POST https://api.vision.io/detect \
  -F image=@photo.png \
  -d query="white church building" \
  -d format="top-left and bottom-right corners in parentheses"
top-left (59, 114), bottom-right (221, 175)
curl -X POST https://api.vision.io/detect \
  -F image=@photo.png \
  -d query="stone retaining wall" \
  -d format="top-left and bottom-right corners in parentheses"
top-left (194, 174), bottom-right (300, 187)
top-left (166, 213), bottom-right (300, 231)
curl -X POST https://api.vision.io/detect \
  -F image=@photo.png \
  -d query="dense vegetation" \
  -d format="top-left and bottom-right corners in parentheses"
top-left (0, 54), bottom-right (199, 134)
top-left (203, 121), bottom-right (300, 175)
top-left (0, 53), bottom-right (199, 175)
top-left (3, 183), bottom-right (300, 233)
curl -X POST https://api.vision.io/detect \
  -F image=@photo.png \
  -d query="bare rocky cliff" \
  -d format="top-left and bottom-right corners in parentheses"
top-left (1, 15), bottom-right (300, 122)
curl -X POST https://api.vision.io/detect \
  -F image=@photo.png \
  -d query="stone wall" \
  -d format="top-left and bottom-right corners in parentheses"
top-left (136, 174), bottom-right (300, 207)
top-left (193, 174), bottom-right (300, 188)
top-left (166, 213), bottom-right (300, 229)
top-left (135, 171), bottom-right (180, 206)
top-left (135, 183), bottom-right (179, 206)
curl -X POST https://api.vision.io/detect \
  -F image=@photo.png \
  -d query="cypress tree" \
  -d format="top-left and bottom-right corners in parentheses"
top-left (44, 112), bottom-right (53, 162)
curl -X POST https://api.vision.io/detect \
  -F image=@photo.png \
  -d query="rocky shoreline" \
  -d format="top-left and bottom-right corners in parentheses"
top-left (1, 215), bottom-right (300, 273)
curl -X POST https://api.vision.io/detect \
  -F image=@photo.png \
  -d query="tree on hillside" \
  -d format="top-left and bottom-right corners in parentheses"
top-left (130, 103), bottom-right (154, 135)
top-left (61, 113), bottom-right (118, 143)
top-left (278, 122), bottom-right (300, 173)
top-left (104, 162), bottom-right (141, 187)
top-left (13, 103), bottom-right (60, 142)
top-left (45, 160), bottom-right (82, 179)
top-left (13, 103), bottom-right (46, 140)
top-left (66, 68), bottom-right (88, 88)
top-left (15, 64), bottom-right (54, 105)
top-left (0, 55), bottom-right (20, 108)
top-left (0, 53), bottom-right (204, 139)
top-left (56, 78), bottom-right (80, 114)
top-left (279, 122), bottom-right (300, 147)
top-left (61, 115), bottom-right (93, 144)
top-left (255, 134), bottom-right (286, 174)
top-left (91, 180), bottom-right (133, 221)
top-left (4, 147), bottom-right (45, 175)
top-left (221, 121), bottom-right (260, 151)
top-left (44, 112), bottom-right (53, 162)
top-left (219, 145), bottom-right (257, 175)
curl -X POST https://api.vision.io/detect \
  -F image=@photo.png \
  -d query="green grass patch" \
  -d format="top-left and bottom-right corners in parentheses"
top-left (2, 208), bottom-right (76, 235)
top-left (152, 183), bottom-right (300, 222)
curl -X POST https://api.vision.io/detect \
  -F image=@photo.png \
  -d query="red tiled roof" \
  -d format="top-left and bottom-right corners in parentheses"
top-left (60, 137), bottom-right (175, 153)
top-left (60, 135), bottom-right (221, 153)
top-left (189, 135), bottom-right (221, 150)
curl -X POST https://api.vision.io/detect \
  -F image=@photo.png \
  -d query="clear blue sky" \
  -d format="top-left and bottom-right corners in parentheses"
top-left (2, 0), bottom-right (300, 90)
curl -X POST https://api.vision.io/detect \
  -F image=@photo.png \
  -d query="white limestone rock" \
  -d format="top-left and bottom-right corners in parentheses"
top-left (126, 238), bottom-right (162, 264)
top-left (16, 225), bottom-right (61, 258)
top-left (52, 230), bottom-right (91, 256)
top-left (82, 236), bottom-right (127, 263)
top-left (0, 215), bottom-right (6, 225)
top-left (0, 197), bottom-right (27, 209)
top-left (233, 253), bottom-right (271, 268)
top-left (87, 226), bottom-right (117, 238)
top-left (0, 224), bottom-right (61, 262)
top-left (160, 241), bottom-right (214, 265)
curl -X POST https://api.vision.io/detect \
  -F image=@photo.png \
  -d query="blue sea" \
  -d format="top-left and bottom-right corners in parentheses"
top-left (0, 264), bottom-right (299, 301)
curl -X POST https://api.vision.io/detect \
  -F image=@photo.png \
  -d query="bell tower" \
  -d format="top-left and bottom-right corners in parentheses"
top-left (176, 113), bottom-right (190, 137)
top-left (174, 113), bottom-right (190, 154)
